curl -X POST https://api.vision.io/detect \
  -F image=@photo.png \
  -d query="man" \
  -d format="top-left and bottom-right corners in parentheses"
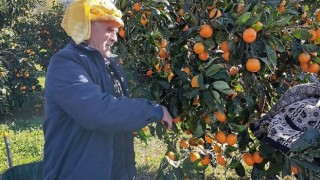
top-left (43, 0), bottom-right (173, 179)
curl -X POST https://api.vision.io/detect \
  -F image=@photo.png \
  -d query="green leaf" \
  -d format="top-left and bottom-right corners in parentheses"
top-left (202, 91), bottom-right (216, 107)
top-left (235, 163), bottom-right (246, 177)
top-left (245, 12), bottom-right (262, 26)
top-left (183, 90), bottom-right (199, 99)
top-left (302, 44), bottom-right (320, 53)
top-left (244, 95), bottom-right (255, 112)
top-left (259, 142), bottom-right (276, 157)
top-left (292, 29), bottom-right (312, 40)
top-left (212, 90), bottom-right (221, 104)
top-left (251, 164), bottom-right (266, 179)
top-left (235, 12), bottom-right (251, 25)
top-left (263, 0), bottom-right (281, 7)
top-left (264, 41), bottom-right (277, 71)
top-left (273, 15), bottom-right (293, 27)
top-left (158, 80), bottom-right (170, 89)
top-left (205, 64), bottom-right (223, 77)
top-left (195, 124), bottom-right (204, 138)
top-left (271, 37), bottom-right (285, 52)
top-left (212, 81), bottom-right (234, 95)
top-left (282, 157), bottom-right (291, 177)
top-left (259, 57), bottom-right (273, 73)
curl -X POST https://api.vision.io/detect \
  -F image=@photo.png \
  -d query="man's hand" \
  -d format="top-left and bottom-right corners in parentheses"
top-left (161, 106), bottom-right (173, 130)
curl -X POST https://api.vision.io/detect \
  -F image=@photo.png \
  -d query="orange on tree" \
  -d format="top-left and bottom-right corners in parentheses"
top-left (198, 138), bottom-right (205, 146)
top-left (140, 15), bottom-right (148, 26)
top-left (160, 39), bottom-right (167, 48)
top-left (193, 42), bottom-right (205, 54)
top-left (185, 129), bottom-right (192, 135)
top-left (246, 58), bottom-right (261, 72)
top-left (308, 63), bottom-right (320, 74)
top-left (155, 63), bottom-right (160, 72)
top-left (253, 151), bottom-right (263, 163)
top-left (213, 144), bottom-right (221, 153)
top-left (216, 154), bottom-right (226, 166)
top-left (316, 29), bottom-right (320, 38)
top-left (199, 24), bottom-right (213, 38)
top-left (204, 134), bottom-right (214, 144)
top-left (146, 69), bottom-right (153, 77)
top-left (300, 63), bottom-right (309, 72)
top-left (278, 4), bottom-right (285, 13)
top-left (179, 9), bottom-right (184, 17)
top-left (309, 29), bottom-right (317, 41)
top-left (133, 2), bottom-right (141, 12)
top-left (204, 116), bottom-right (211, 124)
top-left (173, 116), bottom-right (180, 124)
top-left (229, 66), bottom-right (238, 75)
top-left (183, 67), bottom-right (191, 76)
top-left (243, 153), bottom-right (255, 166)
top-left (20, 85), bottom-right (26, 91)
top-left (191, 75), bottom-right (200, 87)
top-left (189, 137), bottom-right (197, 146)
top-left (215, 111), bottom-right (227, 123)
top-left (291, 166), bottom-right (299, 174)
top-left (209, 8), bottom-right (222, 21)
top-left (192, 97), bottom-right (199, 106)
top-left (226, 133), bottom-right (237, 146)
top-left (223, 51), bottom-right (230, 62)
top-left (180, 139), bottom-right (189, 149)
top-left (298, 52), bottom-right (310, 63)
top-left (215, 131), bottom-right (227, 144)
top-left (220, 41), bottom-right (229, 52)
top-left (182, 25), bottom-right (188, 32)
top-left (229, 92), bottom-right (237, 100)
top-left (200, 155), bottom-right (211, 165)
top-left (159, 48), bottom-right (167, 59)
top-left (166, 151), bottom-right (175, 161)
top-left (168, 72), bottom-right (174, 82)
top-left (252, 22), bottom-right (263, 32)
top-left (118, 27), bottom-right (125, 38)
top-left (199, 51), bottom-right (209, 61)
top-left (243, 28), bottom-right (257, 43)
top-left (190, 151), bottom-right (201, 163)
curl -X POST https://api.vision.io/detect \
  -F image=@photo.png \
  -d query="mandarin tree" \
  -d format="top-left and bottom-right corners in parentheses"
top-left (0, 1), bottom-right (68, 114)
top-left (115, 0), bottom-right (320, 179)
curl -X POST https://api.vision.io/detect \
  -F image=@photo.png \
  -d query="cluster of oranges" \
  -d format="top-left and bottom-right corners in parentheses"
top-left (298, 52), bottom-right (319, 74)
top-left (242, 151), bottom-right (264, 166)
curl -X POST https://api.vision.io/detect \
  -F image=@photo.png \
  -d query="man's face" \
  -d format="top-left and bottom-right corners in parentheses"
top-left (89, 21), bottom-right (119, 57)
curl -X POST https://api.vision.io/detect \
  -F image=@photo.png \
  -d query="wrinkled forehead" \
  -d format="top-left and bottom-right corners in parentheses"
top-left (91, 21), bottom-right (119, 31)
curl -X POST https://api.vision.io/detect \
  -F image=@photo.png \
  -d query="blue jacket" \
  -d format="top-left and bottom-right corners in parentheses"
top-left (43, 42), bottom-right (163, 180)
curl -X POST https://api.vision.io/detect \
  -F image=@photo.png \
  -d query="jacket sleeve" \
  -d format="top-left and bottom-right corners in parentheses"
top-left (45, 51), bottom-right (163, 133)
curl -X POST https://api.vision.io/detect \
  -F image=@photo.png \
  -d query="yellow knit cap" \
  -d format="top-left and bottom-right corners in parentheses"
top-left (61, 0), bottom-right (124, 44)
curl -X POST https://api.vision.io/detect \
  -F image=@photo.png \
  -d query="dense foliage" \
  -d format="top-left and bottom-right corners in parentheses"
top-left (114, 0), bottom-right (320, 179)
